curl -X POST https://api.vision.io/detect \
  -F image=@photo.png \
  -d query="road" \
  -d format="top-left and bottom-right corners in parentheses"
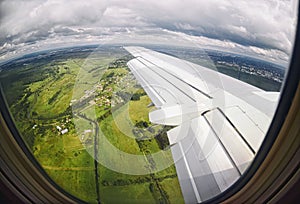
top-left (76, 112), bottom-right (101, 204)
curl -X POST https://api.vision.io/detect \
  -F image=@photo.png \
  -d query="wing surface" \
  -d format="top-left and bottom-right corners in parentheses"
top-left (125, 46), bottom-right (279, 203)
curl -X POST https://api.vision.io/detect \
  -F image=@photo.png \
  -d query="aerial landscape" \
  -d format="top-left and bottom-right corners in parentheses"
top-left (0, 0), bottom-right (297, 203)
top-left (0, 44), bottom-right (285, 203)
top-left (0, 45), bottom-right (181, 203)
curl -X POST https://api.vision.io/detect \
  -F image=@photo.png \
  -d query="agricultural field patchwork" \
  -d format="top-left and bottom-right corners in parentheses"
top-left (0, 46), bottom-right (184, 203)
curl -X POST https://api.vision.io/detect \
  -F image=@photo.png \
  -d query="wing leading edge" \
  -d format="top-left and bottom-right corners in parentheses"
top-left (124, 46), bottom-right (279, 203)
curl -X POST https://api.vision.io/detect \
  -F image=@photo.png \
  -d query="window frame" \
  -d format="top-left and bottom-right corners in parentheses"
top-left (0, 5), bottom-right (299, 203)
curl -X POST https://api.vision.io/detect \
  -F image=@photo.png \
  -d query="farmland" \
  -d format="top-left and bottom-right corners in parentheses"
top-left (0, 45), bottom-right (183, 203)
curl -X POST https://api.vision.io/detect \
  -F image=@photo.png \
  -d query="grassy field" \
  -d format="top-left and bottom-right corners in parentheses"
top-left (97, 75), bottom-right (183, 203)
top-left (30, 60), bottom-right (80, 118)
top-left (129, 95), bottom-right (154, 124)
top-left (100, 114), bottom-right (142, 154)
top-left (0, 48), bottom-right (184, 203)
top-left (47, 169), bottom-right (97, 203)
top-left (100, 184), bottom-right (156, 204)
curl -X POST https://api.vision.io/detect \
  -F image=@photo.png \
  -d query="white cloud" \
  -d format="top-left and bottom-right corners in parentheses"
top-left (0, 0), bottom-right (298, 64)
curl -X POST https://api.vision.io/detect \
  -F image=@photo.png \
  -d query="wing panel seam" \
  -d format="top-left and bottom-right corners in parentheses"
top-left (139, 56), bottom-right (213, 99)
top-left (136, 57), bottom-right (197, 103)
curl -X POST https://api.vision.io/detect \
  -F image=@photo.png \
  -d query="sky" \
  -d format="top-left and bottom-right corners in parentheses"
top-left (0, 0), bottom-right (298, 65)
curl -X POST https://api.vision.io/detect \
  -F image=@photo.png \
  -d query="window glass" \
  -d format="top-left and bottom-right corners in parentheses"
top-left (0, 1), bottom-right (297, 203)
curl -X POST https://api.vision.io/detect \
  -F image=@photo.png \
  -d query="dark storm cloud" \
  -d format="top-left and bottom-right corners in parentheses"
top-left (0, 0), bottom-right (297, 62)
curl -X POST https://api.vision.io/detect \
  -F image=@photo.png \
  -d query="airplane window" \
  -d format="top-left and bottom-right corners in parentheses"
top-left (0, 1), bottom-right (298, 203)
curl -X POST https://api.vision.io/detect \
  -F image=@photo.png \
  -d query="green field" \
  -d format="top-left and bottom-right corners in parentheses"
top-left (0, 47), bottom-right (184, 203)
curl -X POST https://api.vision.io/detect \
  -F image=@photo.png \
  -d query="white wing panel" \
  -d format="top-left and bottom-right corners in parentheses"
top-left (127, 60), bottom-right (165, 107)
top-left (124, 46), bottom-right (279, 203)
top-left (223, 106), bottom-right (265, 152)
top-left (204, 109), bottom-right (255, 173)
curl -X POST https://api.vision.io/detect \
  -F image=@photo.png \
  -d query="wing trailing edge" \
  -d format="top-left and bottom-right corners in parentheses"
top-left (125, 46), bottom-right (278, 203)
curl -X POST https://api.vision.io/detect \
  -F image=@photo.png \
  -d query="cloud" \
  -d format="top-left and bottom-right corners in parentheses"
top-left (0, 0), bottom-right (298, 64)
top-left (122, 0), bottom-right (297, 53)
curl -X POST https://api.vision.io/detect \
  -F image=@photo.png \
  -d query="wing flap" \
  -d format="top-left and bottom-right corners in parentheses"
top-left (168, 115), bottom-right (242, 202)
top-left (124, 46), bottom-right (279, 202)
top-left (127, 59), bottom-right (166, 107)
top-left (223, 106), bottom-right (265, 152)
top-left (203, 109), bottom-right (255, 174)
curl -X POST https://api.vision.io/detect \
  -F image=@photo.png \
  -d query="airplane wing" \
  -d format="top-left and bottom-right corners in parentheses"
top-left (124, 46), bottom-right (279, 203)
